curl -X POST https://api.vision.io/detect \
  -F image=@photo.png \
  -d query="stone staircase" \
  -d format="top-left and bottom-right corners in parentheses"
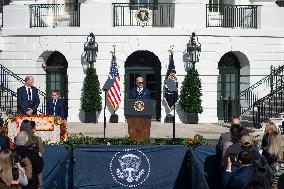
top-left (0, 86), bottom-right (17, 116)
top-left (237, 65), bottom-right (284, 128)
top-left (241, 89), bottom-right (284, 128)
top-left (0, 64), bottom-right (47, 116)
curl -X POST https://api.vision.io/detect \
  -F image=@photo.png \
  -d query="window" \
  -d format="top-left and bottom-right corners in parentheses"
top-left (129, 0), bottom-right (158, 10)
top-left (209, 0), bottom-right (223, 12)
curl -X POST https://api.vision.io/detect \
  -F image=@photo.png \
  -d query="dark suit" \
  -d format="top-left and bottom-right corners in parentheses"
top-left (224, 165), bottom-right (254, 189)
top-left (129, 87), bottom-right (151, 99)
top-left (17, 86), bottom-right (40, 115)
top-left (46, 98), bottom-right (65, 118)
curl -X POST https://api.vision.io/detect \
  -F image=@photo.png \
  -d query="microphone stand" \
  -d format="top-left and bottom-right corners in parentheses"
top-left (103, 89), bottom-right (107, 142)
top-left (102, 78), bottom-right (115, 144)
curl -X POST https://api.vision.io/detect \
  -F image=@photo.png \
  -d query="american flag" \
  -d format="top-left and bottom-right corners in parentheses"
top-left (108, 53), bottom-right (121, 110)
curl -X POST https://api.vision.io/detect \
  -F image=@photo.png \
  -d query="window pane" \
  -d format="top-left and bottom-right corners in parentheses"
top-left (231, 83), bottom-right (235, 96)
top-left (51, 82), bottom-right (55, 90)
top-left (56, 82), bottom-right (61, 90)
top-left (218, 75), bottom-right (221, 82)
top-left (51, 74), bottom-right (56, 81)
top-left (226, 74), bottom-right (231, 82)
top-left (231, 74), bottom-right (235, 82)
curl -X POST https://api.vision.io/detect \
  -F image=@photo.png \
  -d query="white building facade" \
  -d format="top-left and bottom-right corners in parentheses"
top-left (0, 0), bottom-right (284, 124)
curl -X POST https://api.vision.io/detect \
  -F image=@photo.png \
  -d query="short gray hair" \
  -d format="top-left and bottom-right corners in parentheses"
top-left (24, 76), bottom-right (34, 82)
top-left (15, 131), bottom-right (29, 146)
top-left (136, 76), bottom-right (143, 82)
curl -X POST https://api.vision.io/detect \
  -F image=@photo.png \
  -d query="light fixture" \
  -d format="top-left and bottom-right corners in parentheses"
top-left (84, 32), bottom-right (98, 68)
top-left (186, 32), bottom-right (201, 68)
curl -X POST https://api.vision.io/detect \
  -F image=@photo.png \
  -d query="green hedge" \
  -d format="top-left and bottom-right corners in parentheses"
top-left (52, 133), bottom-right (208, 148)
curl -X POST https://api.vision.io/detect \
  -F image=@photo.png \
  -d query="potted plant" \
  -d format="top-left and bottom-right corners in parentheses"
top-left (82, 67), bottom-right (102, 123)
top-left (179, 68), bottom-right (203, 124)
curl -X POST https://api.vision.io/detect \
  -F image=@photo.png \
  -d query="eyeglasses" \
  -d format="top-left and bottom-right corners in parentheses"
top-left (137, 82), bottom-right (144, 84)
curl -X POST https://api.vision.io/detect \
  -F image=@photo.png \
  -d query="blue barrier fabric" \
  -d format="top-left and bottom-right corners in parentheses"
top-left (73, 145), bottom-right (190, 189)
top-left (188, 148), bottom-right (211, 189)
top-left (42, 145), bottom-right (73, 189)
top-left (194, 145), bottom-right (223, 189)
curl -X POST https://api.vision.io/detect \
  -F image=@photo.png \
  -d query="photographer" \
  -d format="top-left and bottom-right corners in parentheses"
top-left (224, 150), bottom-right (255, 189)
top-left (0, 150), bottom-right (28, 189)
top-left (15, 131), bottom-right (43, 189)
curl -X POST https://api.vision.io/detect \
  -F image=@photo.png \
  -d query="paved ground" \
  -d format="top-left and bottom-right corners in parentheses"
top-left (67, 122), bottom-right (232, 140)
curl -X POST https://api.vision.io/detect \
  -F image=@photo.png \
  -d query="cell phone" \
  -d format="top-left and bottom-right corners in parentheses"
top-left (12, 167), bottom-right (19, 181)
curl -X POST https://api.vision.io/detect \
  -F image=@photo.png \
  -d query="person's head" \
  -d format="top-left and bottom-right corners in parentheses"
top-left (230, 124), bottom-right (241, 143)
top-left (251, 167), bottom-right (272, 189)
top-left (0, 149), bottom-right (13, 186)
top-left (51, 90), bottom-right (60, 100)
top-left (236, 126), bottom-right (249, 142)
top-left (267, 131), bottom-right (284, 162)
top-left (245, 181), bottom-right (266, 189)
top-left (24, 76), bottom-right (34, 87)
top-left (136, 77), bottom-right (144, 88)
top-left (30, 121), bottom-right (36, 131)
top-left (20, 119), bottom-right (31, 128)
top-left (264, 122), bottom-right (278, 134)
top-left (20, 123), bottom-right (33, 146)
top-left (238, 150), bottom-right (253, 165)
top-left (241, 135), bottom-right (253, 148)
top-left (231, 118), bottom-right (241, 126)
top-left (15, 131), bottom-right (29, 147)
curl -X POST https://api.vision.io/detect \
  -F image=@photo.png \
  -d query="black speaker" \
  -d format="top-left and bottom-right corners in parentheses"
top-left (110, 114), bottom-right (118, 123)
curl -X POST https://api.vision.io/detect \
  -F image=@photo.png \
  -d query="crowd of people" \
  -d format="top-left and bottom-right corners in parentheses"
top-left (217, 118), bottom-right (284, 189)
top-left (0, 118), bottom-right (44, 189)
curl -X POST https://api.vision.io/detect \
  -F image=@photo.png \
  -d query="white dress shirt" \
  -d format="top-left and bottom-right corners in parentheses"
top-left (53, 99), bottom-right (57, 116)
top-left (25, 85), bottom-right (32, 101)
top-left (137, 87), bottom-right (143, 94)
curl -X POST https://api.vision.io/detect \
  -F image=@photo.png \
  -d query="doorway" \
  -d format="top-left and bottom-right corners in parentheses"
top-left (46, 51), bottom-right (68, 118)
top-left (125, 50), bottom-right (161, 121)
top-left (217, 52), bottom-right (240, 122)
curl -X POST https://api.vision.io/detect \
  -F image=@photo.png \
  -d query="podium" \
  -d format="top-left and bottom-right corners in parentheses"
top-left (125, 99), bottom-right (153, 141)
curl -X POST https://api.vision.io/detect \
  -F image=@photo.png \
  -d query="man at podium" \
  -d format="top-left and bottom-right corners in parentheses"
top-left (126, 76), bottom-right (152, 141)
top-left (128, 76), bottom-right (151, 99)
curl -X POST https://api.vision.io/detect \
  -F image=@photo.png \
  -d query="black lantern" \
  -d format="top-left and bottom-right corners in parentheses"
top-left (84, 32), bottom-right (98, 68)
top-left (186, 32), bottom-right (201, 68)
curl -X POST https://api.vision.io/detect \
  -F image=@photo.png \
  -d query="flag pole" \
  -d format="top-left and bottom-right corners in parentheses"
top-left (103, 89), bottom-right (107, 141)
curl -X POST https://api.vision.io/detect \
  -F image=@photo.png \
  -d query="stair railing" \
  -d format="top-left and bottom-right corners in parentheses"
top-left (252, 78), bottom-right (284, 128)
top-left (0, 64), bottom-right (47, 114)
top-left (0, 84), bottom-right (17, 115)
top-left (239, 65), bottom-right (284, 115)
